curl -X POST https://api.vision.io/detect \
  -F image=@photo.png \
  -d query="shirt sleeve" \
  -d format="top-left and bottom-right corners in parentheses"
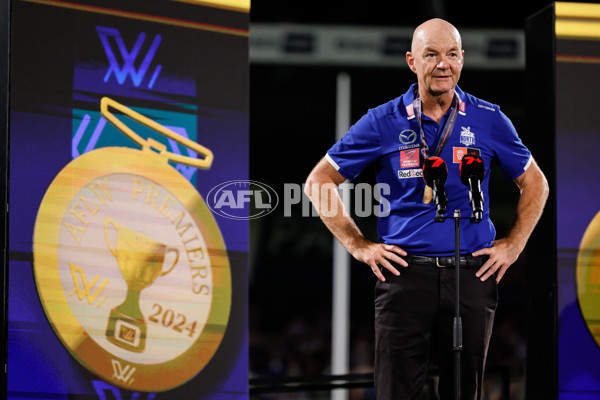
top-left (326, 110), bottom-right (382, 180)
top-left (492, 108), bottom-right (532, 180)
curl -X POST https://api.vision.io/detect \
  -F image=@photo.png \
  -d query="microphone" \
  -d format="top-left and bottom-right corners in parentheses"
top-left (459, 154), bottom-right (485, 223)
top-left (422, 156), bottom-right (448, 222)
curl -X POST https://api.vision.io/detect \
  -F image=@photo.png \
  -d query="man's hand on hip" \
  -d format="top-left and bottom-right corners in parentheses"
top-left (352, 242), bottom-right (408, 282)
top-left (472, 238), bottom-right (520, 283)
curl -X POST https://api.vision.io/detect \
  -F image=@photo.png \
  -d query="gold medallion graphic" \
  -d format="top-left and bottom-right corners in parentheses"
top-left (577, 210), bottom-right (600, 349)
top-left (33, 98), bottom-right (231, 392)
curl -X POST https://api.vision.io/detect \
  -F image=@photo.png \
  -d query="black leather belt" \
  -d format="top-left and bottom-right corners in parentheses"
top-left (403, 254), bottom-right (488, 268)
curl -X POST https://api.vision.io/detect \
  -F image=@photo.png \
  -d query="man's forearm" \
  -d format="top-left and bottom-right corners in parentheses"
top-left (506, 160), bottom-right (549, 252)
top-left (304, 179), bottom-right (368, 256)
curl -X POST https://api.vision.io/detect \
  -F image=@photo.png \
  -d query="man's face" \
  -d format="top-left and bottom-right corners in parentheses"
top-left (407, 28), bottom-right (464, 97)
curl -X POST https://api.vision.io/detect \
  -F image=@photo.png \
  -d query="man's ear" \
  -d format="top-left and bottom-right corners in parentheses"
top-left (406, 51), bottom-right (416, 73)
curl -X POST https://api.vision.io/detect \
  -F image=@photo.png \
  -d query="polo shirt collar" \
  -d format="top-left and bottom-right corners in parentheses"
top-left (402, 83), bottom-right (465, 120)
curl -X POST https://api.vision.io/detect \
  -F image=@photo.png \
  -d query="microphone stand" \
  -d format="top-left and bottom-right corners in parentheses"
top-left (452, 209), bottom-right (462, 400)
top-left (438, 208), bottom-right (476, 400)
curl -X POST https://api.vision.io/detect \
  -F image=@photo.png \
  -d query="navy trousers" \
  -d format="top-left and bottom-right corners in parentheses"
top-left (374, 259), bottom-right (497, 400)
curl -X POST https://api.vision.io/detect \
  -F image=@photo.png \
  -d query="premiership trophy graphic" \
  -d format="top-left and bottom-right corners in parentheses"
top-left (104, 217), bottom-right (179, 352)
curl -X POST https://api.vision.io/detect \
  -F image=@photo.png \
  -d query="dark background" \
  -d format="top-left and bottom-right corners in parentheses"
top-left (247, 0), bottom-right (565, 397)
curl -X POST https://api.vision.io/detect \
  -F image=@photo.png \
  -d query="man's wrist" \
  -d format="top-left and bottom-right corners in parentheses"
top-left (502, 235), bottom-right (525, 255)
top-left (346, 235), bottom-right (370, 257)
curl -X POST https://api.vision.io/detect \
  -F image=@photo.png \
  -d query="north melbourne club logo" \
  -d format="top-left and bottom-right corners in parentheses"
top-left (459, 126), bottom-right (476, 147)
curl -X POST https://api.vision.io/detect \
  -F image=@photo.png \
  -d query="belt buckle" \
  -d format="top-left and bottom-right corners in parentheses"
top-left (435, 257), bottom-right (448, 268)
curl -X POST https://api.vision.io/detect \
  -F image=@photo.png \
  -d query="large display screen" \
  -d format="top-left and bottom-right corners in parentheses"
top-left (555, 2), bottom-right (600, 398)
top-left (7, 0), bottom-right (249, 398)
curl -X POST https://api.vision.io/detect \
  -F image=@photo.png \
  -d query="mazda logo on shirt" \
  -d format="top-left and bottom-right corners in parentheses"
top-left (399, 130), bottom-right (417, 145)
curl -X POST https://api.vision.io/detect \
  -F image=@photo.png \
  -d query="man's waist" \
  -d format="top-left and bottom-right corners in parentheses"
top-left (402, 254), bottom-right (489, 268)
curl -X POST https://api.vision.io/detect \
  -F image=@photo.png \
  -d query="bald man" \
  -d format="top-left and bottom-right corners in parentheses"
top-left (305, 19), bottom-right (548, 399)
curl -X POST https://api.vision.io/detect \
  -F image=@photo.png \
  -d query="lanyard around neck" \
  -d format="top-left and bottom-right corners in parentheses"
top-left (413, 87), bottom-right (460, 161)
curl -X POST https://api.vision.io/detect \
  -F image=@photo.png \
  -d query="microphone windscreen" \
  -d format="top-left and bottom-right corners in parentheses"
top-left (459, 154), bottom-right (485, 186)
top-left (422, 156), bottom-right (448, 187)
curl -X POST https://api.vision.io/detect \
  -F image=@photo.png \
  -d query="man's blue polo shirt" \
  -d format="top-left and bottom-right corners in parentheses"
top-left (326, 83), bottom-right (532, 256)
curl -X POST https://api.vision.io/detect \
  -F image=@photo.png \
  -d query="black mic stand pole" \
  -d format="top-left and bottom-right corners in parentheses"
top-left (432, 187), bottom-right (461, 399)
top-left (451, 206), bottom-right (480, 400)
top-left (453, 208), bottom-right (462, 400)
top-left (431, 179), bottom-right (465, 399)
